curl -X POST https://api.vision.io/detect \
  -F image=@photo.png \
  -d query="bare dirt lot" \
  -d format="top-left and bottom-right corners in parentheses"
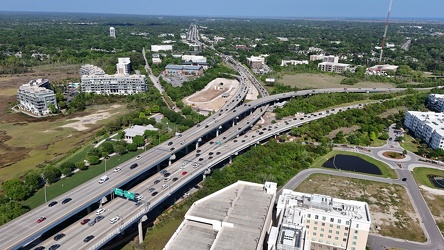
top-left (184, 78), bottom-right (239, 113)
top-left (296, 174), bottom-right (426, 242)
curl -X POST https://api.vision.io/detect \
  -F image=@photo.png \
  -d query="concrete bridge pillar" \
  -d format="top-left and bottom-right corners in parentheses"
top-left (138, 215), bottom-right (148, 244)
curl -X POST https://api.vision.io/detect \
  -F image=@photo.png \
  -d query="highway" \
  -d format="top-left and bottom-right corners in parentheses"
top-left (0, 84), bottom-right (406, 250)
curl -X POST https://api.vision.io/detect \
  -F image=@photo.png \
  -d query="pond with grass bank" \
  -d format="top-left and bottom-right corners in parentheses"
top-left (323, 154), bottom-right (382, 175)
top-left (429, 175), bottom-right (444, 189)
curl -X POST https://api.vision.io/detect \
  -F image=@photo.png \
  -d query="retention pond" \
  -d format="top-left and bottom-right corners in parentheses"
top-left (323, 154), bottom-right (382, 175)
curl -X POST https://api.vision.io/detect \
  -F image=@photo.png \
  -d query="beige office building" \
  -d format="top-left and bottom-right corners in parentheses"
top-left (268, 190), bottom-right (371, 250)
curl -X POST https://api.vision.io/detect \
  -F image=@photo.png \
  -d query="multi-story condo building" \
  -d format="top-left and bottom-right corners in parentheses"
top-left (79, 64), bottom-right (105, 76)
top-left (17, 79), bottom-right (58, 116)
top-left (310, 54), bottom-right (339, 64)
top-left (81, 74), bottom-right (147, 95)
top-left (281, 60), bottom-right (309, 66)
top-left (247, 56), bottom-right (266, 69)
top-left (151, 44), bottom-right (173, 52)
top-left (404, 111), bottom-right (444, 149)
top-left (318, 62), bottom-right (350, 73)
top-left (109, 27), bottom-right (116, 38)
top-left (116, 57), bottom-right (131, 75)
top-left (268, 190), bottom-right (371, 250)
top-left (427, 94), bottom-right (444, 112)
top-left (181, 55), bottom-right (206, 63)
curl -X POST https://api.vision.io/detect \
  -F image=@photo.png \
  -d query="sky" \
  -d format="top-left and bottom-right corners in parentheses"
top-left (1, 0), bottom-right (443, 19)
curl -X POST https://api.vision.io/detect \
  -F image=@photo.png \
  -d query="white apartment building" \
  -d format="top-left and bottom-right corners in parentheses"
top-left (427, 94), bottom-right (444, 112)
top-left (247, 56), bottom-right (266, 69)
top-left (79, 64), bottom-right (105, 76)
top-left (404, 111), bottom-right (444, 149)
top-left (81, 74), bottom-right (147, 95)
top-left (268, 190), bottom-right (371, 250)
top-left (281, 60), bottom-right (309, 67)
top-left (116, 57), bottom-right (131, 75)
top-left (181, 55), bottom-right (207, 63)
top-left (310, 54), bottom-right (339, 64)
top-left (318, 62), bottom-right (350, 73)
top-left (151, 44), bottom-right (173, 52)
top-left (17, 79), bottom-right (58, 116)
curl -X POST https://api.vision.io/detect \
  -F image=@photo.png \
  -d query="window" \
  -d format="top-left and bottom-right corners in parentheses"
top-left (356, 224), bottom-right (359, 228)
top-left (330, 218), bottom-right (334, 222)
top-left (314, 227), bottom-right (318, 230)
top-left (307, 225), bottom-right (310, 229)
top-left (330, 224), bottom-right (333, 228)
top-left (313, 232), bottom-right (317, 236)
top-left (315, 221), bottom-right (318, 225)
top-left (353, 236), bottom-right (357, 240)
top-left (354, 230), bottom-right (358, 234)
top-left (329, 230), bottom-right (332, 233)
top-left (308, 214), bottom-right (311, 218)
top-left (346, 220), bottom-right (350, 225)
top-left (337, 225), bottom-right (340, 229)
top-left (345, 227), bottom-right (349, 230)
top-left (322, 223), bottom-right (325, 226)
top-left (321, 228), bottom-right (324, 232)
top-left (344, 233), bottom-right (348, 236)
top-left (336, 231), bottom-right (339, 235)
top-left (351, 248), bottom-right (356, 250)
top-left (337, 219), bottom-right (341, 224)
top-left (343, 238), bottom-right (347, 242)
top-left (320, 234), bottom-right (324, 238)
top-left (322, 216), bottom-right (326, 221)
top-left (335, 237), bottom-right (339, 240)
top-left (352, 242), bottom-right (357, 245)
top-left (307, 219), bottom-right (310, 223)
top-left (328, 235), bottom-right (332, 239)
top-left (315, 215), bottom-right (319, 219)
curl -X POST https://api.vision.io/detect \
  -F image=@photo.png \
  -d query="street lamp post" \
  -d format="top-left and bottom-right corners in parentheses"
top-left (40, 174), bottom-right (47, 203)
top-left (104, 158), bottom-right (107, 172)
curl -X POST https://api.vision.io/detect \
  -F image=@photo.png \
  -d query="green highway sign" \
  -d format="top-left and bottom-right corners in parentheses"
top-left (124, 190), bottom-right (135, 200)
top-left (114, 188), bottom-right (123, 196)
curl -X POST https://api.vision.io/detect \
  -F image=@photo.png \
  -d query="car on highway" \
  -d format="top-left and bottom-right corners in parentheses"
top-left (95, 215), bottom-right (104, 222)
top-left (110, 216), bottom-right (120, 224)
top-left (130, 163), bottom-right (138, 169)
top-left (88, 219), bottom-right (96, 226)
top-left (164, 177), bottom-right (170, 182)
top-left (136, 155), bottom-right (142, 160)
top-left (402, 178), bottom-right (407, 181)
top-left (34, 246), bottom-right (45, 250)
top-left (172, 177), bottom-right (178, 182)
top-left (182, 171), bottom-right (188, 176)
top-left (36, 216), bottom-right (46, 223)
top-left (160, 169), bottom-right (168, 175)
top-left (135, 195), bottom-right (144, 201)
top-left (84, 235), bottom-right (94, 243)
top-left (162, 184), bottom-right (169, 189)
top-left (154, 180), bottom-right (160, 184)
top-left (163, 172), bottom-right (171, 177)
top-left (135, 201), bottom-right (142, 207)
top-left (48, 201), bottom-right (58, 207)
top-left (48, 244), bottom-right (60, 250)
top-left (168, 141), bottom-right (173, 146)
top-left (80, 218), bottom-right (90, 225)
top-left (151, 191), bottom-right (158, 196)
top-left (62, 198), bottom-right (72, 204)
top-left (54, 233), bottom-right (65, 241)
top-left (114, 167), bottom-right (121, 172)
top-left (148, 187), bottom-right (155, 193)
top-left (95, 208), bottom-right (105, 215)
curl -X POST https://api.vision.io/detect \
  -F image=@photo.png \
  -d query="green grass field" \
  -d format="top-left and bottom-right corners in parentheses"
top-left (311, 150), bottom-right (397, 179)
top-left (277, 73), bottom-right (395, 89)
top-left (22, 148), bottom-right (144, 209)
top-left (0, 104), bottom-right (130, 182)
top-left (412, 167), bottom-right (444, 188)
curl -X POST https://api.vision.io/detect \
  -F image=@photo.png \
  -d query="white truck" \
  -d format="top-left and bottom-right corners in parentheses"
top-left (98, 175), bottom-right (109, 184)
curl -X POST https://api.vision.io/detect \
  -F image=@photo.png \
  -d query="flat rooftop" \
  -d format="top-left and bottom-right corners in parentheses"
top-left (164, 181), bottom-right (276, 250)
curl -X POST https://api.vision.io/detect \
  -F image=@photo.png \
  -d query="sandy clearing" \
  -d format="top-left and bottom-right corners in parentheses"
top-left (61, 104), bottom-right (122, 131)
